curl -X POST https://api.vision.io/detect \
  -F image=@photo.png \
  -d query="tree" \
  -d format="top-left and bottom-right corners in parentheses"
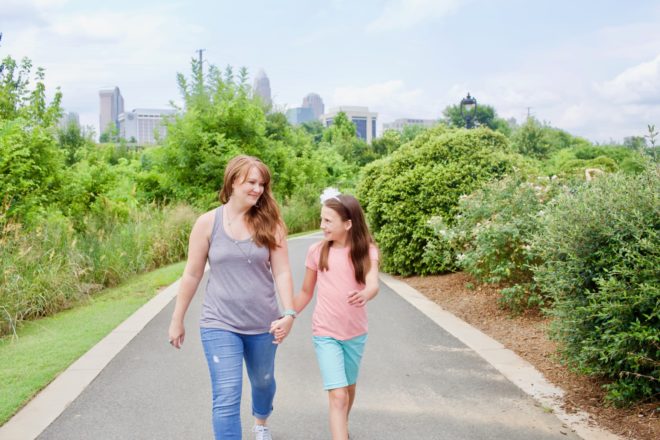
top-left (0, 56), bottom-right (64, 220)
top-left (57, 119), bottom-right (90, 165)
top-left (372, 129), bottom-right (402, 156)
top-left (301, 119), bottom-right (324, 144)
top-left (0, 56), bottom-right (62, 127)
top-left (443, 102), bottom-right (499, 130)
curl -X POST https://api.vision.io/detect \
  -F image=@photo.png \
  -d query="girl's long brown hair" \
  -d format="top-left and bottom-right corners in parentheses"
top-left (319, 195), bottom-right (376, 284)
top-left (219, 155), bottom-right (286, 250)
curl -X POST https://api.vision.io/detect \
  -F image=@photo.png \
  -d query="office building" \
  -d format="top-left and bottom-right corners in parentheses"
top-left (383, 118), bottom-right (439, 132)
top-left (99, 87), bottom-right (124, 137)
top-left (320, 106), bottom-right (378, 144)
top-left (58, 111), bottom-right (80, 130)
top-left (253, 69), bottom-right (272, 107)
top-left (118, 108), bottom-right (176, 145)
top-left (302, 93), bottom-right (324, 119)
top-left (286, 107), bottom-right (315, 125)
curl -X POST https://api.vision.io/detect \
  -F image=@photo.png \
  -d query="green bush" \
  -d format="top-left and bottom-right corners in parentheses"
top-left (429, 175), bottom-right (559, 311)
top-left (357, 126), bottom-right (513, 275)
top-left (532, 168), bottom-right (659, 405)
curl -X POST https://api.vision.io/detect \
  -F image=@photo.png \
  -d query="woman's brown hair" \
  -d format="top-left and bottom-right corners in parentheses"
top-left (219, 155), bottom-right (286, 250)
top-left (319, 194), bottom-right (376, 284)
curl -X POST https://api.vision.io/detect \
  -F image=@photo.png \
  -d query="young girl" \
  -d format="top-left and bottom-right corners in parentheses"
top-left (276, 188), bottom-right (379, 440)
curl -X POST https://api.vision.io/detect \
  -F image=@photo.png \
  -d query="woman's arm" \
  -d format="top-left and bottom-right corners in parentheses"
top-left (168, 212), bottom-right (212, 349)
top-left (347, 259), bottom-right (380, 307)
top-left (268, 227), bottom-right (295, 343)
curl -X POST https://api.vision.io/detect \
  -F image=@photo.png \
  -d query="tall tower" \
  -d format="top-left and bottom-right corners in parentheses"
top-left (302, 93), bottom-right (324, 119)
top-left (253, 69), bottom-right (272, 107)
top-left (99, 87), bottom-right (124, 138)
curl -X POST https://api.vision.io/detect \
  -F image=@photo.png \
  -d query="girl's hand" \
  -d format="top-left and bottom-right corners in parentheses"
top-left (168, 320), bottom-right (185, 349)
top-left (269, 315), bottom-right (294, 344)
top-left (347, 290), bottom-right (370, 307)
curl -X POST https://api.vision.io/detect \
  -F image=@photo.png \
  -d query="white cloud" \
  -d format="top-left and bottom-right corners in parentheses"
top-left (330, 80), bottom-right (441, 132)
top-left (595, 54), bottom-right (660, 105)
top-left (366, 0), bottom-right (464, 33)
top-left (3, 5), bottom-right (204, 136)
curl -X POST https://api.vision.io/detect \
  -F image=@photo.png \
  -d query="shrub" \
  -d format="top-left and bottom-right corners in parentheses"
top-left (357, 126), bottom-right (513, 275)
top-left (532, 167), bottom-right (659, 405)
top-left (429, 175), bottom-right (559, 311)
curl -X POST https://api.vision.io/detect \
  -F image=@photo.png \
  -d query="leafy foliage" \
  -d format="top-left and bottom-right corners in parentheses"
top-left (511, 117), bottom-right (590, 160)
top-left (357, 126), bottom-right (513, 275)
top-left (428, 176), bottom-right (559, 311)
top-left (532, 168), bottom-right (660, 405)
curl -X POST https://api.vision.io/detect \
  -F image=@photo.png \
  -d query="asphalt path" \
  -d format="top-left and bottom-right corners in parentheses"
top-left (37, 234), bottom-right (580, 439)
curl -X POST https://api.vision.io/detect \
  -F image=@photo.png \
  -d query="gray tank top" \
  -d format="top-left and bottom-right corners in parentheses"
top-left (199, 206), bottom-right (280, 334)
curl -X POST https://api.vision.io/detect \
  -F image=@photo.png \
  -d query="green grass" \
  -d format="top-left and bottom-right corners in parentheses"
top-left (288, 229), bottom-right (320, 238)
top-left (0, 261), bottom-right (185, 426)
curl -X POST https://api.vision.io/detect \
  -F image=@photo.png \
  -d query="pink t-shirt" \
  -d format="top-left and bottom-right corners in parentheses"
top-left (305, 241), bottom-right (379, 340)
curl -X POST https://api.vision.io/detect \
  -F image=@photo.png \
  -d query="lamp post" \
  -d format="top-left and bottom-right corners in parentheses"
top-left (460, 93), bottom-right (477, 128)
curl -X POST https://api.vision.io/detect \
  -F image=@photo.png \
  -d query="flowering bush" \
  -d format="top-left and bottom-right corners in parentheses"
top-left (532, 167), bottom-right (659, 405)
top-left (427, 175), bottom-right (560, 311)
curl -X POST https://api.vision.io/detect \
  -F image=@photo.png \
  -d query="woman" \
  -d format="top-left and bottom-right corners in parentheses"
top-left (168, 155), bottom-right (296, 440)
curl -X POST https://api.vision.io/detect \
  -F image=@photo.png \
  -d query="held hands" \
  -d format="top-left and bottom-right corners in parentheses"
top-left (168, 320), bottom-right (185, 349)
top-left (347, 290), bottom-right (372, 307)
top-left (269, 315), bottom-right (294, 344)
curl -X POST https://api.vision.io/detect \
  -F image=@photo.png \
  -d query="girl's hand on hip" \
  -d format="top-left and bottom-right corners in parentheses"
top-left (347, 290), bottom-right (368, 307)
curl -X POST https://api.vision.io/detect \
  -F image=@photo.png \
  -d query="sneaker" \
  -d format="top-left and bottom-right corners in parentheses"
top-left (252, 425), bottom-right (273, 440)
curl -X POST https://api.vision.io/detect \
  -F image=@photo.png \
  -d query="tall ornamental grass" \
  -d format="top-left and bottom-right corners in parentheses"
top-left (0, 204), bottom-right (197, 337)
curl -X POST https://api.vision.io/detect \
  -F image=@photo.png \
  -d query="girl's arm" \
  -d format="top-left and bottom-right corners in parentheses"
top-left (168, 212), bottom-right (213, 349)
top-left (294, 268), bottom-right (317, 313)
top-left (270, 268), bottom-right (317, 343)
top-left (347, 259), bottom-right (380, 307)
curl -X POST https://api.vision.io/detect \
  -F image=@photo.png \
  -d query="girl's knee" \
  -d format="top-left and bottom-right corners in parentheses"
top-left (328, 388), bottom-right (349, 410)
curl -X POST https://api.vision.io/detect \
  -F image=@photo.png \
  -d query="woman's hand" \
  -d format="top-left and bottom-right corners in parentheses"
top-left (168, 319), bottom-right (185, 349)
top-left (269, 315), bottom-right (294, 344)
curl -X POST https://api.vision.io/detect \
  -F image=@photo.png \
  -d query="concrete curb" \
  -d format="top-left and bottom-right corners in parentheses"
top-left (379, 273), bottom-right (623, 440)
top-left (0, 280), bottom-right (181, 440)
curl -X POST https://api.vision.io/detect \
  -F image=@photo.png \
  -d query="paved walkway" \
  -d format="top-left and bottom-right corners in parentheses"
top-left (2, 235), bottom-right (618, 439)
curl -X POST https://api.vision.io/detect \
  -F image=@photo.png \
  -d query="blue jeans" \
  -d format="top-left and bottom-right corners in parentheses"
top-left (200, 328), bottom-right (277, 440)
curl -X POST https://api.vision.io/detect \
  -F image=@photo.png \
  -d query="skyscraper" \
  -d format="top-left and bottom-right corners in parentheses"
top-left (99, 87), bottom-right (124, 138)
top-left (302, 93), bottom-right (324, 119)
top-left (252, 69), bottom-right (272, 107)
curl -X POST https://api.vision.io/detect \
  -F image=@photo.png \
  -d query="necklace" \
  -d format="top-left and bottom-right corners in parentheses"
top-left (225, 207), bottom-right (254, 264)
top-left (233, 238), bottom-right (254, 264)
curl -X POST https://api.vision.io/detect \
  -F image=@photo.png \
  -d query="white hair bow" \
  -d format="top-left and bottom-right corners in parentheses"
top-left (320, 187), bottom-right (341, 204)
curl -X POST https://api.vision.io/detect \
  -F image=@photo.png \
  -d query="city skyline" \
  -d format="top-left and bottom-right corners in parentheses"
top-left (3, 0), bottom-right (660, 143)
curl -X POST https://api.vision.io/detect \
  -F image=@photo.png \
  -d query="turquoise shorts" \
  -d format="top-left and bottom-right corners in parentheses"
top-left (313, 334), bottom-right (368, 390)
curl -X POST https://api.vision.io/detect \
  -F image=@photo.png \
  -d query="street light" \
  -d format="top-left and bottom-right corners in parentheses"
top-left (460, 93), bottom-right (477, 128)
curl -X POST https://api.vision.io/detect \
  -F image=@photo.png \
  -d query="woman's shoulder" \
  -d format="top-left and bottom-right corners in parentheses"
top-left (192, 208), bottom-right (219, 236)
top-left (198, 208), bottom-right (219, 224)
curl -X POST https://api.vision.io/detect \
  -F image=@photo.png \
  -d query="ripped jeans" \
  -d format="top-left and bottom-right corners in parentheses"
top-left (200, 328), bottom-right (277, 440)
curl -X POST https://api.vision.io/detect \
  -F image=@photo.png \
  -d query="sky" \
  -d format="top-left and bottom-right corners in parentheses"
top-left (2, 0), bottom-right (660, 143)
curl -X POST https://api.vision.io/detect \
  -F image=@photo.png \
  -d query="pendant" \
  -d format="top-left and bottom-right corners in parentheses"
top-left (248, 259), bottom-right (252, 264)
